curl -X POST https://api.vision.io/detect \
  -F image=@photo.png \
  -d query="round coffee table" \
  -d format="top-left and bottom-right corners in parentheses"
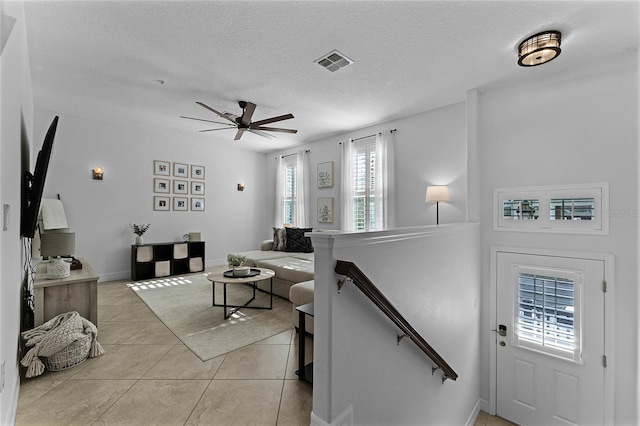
top-left (207, 268), bottom-right (275, 319)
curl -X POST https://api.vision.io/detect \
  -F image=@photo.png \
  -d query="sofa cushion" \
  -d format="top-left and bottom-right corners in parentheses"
top-left (272, 227), bottom-right (287, 251)
top-left (257, 256), bottom-right (314, 284)
top-left (285, 227), bottom-right (313, 253)
top-left (236, 250), bottom-right (290, 267)
top-left (289, 252), bottom-right (314, 262)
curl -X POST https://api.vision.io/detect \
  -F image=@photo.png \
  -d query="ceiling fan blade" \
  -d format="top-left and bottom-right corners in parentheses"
top-left (198, 128), bottom-right (234, 133)
top-left (248, 129), bottom-right (277, 139)
top-left (250, 113), bottom-right (294, 126)
top-left (181, 116), bottom-right (235, 126)
top-left (254, 126), bottom-right (298, 134)
top-left (240, 101), bottom-right (256, 125)
top-left (234, 129), bottom-right (245, 141)
top-left (196, 102), bottom-right (237, 123)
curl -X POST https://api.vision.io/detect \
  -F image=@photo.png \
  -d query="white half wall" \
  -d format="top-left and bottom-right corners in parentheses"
top-left (310, 223), bottom-right (481, 426)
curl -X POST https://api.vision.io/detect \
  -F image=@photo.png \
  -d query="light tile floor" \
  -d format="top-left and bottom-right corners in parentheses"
top-left (16, 270), bottom-right (514, 426)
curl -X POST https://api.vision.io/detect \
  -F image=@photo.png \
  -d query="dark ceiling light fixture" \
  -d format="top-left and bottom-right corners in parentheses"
top-left (518, 31), bottom-right (562, 67)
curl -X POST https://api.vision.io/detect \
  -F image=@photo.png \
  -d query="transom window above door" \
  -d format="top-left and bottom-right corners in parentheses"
top-left (495, 183), bottom-right (608, 234)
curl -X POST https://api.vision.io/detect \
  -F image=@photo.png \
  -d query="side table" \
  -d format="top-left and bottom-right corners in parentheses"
top-left (33, 257), bottom-right (99, 327)
top-left (296, 302), bottom-right (314, 384)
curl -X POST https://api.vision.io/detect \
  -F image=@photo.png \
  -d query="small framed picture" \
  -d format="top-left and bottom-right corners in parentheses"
top-left (191, 197), bottom-right (205, 211)
top-left (173, 180), bottom-right (188, 194)
top-left (317, 161), bottom-right (334, 188)
top-left (173, 162), bottom-right (188, 177)
top-left (318, 197), bottom-right (334, 223)
top-left (173, 197), bottom-right (188, 211)
top-left (191, 165), bottom-right (205, 179)
top-left (154, 160), bottom-right (170, 176)
top-left (191, 181), bottom-right (205, 195)
top-left (154, 196), bottom-right (170, 211)
top-left (154, 178), bottom-right (170, 193)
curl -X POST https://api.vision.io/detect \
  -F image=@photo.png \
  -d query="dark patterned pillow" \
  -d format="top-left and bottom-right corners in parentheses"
top-left (285, 227), bottom-right (314, 253)
top-left (272, 227), bottom-right (287, 251)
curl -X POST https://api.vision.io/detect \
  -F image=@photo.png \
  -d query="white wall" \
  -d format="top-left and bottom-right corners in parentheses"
top-left (266, 102), bottom-right (468, 230)
top-left (311, 223), bottom-right (481, 426)
top-left (35, 111), bottom-right (270, 280)
top-left (477, 51), bottom-right (638, 424)
top-left (0, 0), bottom-right (33, 423)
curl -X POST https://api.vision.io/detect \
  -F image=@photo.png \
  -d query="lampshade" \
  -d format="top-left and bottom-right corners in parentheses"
top-left (426, 186), bottom-right (450, 203)
top-left (518, 31), bottom-right (561, 67)
top-left (40, 231), bottom-right (76, 257)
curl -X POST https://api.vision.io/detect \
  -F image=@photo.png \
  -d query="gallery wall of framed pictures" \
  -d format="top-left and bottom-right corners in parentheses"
top-left (153, 160), bottom-right (206, 212)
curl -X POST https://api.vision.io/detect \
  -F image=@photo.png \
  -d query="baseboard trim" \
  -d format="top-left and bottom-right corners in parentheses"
top-left (311, 405), bottom-right (353, 426)
top-left (465, 399), bottom-right (486, 426)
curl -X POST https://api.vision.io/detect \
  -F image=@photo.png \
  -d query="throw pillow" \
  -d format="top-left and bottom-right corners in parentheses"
top-left (285, 227), bottom-right (314, 253)
top-left (272, 227), bottom-right (287, 251)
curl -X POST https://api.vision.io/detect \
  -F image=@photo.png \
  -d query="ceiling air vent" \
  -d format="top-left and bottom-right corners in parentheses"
top-left (315, 50), bottom-right (353, 72)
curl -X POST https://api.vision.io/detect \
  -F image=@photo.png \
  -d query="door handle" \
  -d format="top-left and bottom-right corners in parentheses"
top-left (492, 324), bottom-right (507, 337)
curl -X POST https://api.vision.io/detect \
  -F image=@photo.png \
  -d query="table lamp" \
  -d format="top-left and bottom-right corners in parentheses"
top-left (426, 186), bottom-right (450, 225)
top-left (40, 230), bottom-right (76, 279)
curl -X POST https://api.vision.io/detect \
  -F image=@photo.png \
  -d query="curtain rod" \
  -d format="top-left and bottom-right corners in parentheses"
top-left (275, 149), bottom-right (310, 159)
top-left (341, 128), bottom-right (398, 143)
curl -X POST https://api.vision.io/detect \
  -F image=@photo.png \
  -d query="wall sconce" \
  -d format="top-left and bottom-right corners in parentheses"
top-left (237, 183), bottom-right (245, 191)
top-left (92, 167), bottom-right (104, 180)
top-left (426, 185), bottom-right (450, 225)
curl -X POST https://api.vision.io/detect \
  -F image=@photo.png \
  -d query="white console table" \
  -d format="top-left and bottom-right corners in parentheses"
top-left (33, 258), bottom-right (99, 327)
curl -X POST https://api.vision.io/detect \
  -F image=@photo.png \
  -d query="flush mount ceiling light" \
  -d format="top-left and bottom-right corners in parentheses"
top-left (518, 30), bottom-right (562, 67)
top-left (315, 50), bottom-right (353, 72)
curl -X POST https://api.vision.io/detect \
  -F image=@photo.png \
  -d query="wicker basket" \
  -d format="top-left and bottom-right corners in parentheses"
top-left (43, 333), bottom-right (92, 371)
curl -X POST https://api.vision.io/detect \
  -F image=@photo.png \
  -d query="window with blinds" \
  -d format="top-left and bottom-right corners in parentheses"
top-left (514, 266), bottom-right (582, 363)
top-left (283, 159), bottom-right (297, 226)
top-left (353, 138), bottom-right (376, 230)
top-left (495, 183), bottom-right (608, 234)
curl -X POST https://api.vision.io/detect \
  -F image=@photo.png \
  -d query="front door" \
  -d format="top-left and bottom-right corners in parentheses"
top-left (496, 251), bottom-right (605, 425)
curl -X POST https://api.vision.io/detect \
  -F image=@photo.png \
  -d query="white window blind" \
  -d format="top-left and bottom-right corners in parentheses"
top-left (353, 138), bottom-right (376, 230)
top-left (283, 159), bottom-right (297, 226)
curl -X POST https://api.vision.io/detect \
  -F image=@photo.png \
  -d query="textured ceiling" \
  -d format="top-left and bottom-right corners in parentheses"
top-left (23, 1), bottom-right (639, 153)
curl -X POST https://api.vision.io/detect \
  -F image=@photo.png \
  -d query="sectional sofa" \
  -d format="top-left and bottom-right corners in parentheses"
top-left (232, 228), bottom-right (315, 333)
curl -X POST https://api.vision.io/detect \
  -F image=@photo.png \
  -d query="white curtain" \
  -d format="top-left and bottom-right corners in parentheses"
top-left (375, 130), bottom-right (396, 229)
top-left (274, 155), bottom-right (285, 227)
top-left (340, 139), bottom-right (355, 230)
top-left (293, 150), bottom-right (309, 227)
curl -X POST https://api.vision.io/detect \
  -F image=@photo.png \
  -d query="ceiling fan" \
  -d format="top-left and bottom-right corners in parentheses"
top-left (181, 101), bottom-right (297, 141)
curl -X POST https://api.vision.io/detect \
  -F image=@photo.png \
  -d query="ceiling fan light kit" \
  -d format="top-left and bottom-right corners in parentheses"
top-left (518, 30), bottom-right (562, 67)
top-left (182, 101), bottom-right (297, 141)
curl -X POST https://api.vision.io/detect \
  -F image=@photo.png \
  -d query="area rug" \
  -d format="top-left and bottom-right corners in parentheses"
top-left (129, 271), bottom-right (292, 361)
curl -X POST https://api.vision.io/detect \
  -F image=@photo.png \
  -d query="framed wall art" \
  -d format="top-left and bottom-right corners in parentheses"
top-left (173, 197), bottom-right (188, 211)
top-left (173, 180), bottom-right (188, 194)
top-left (173, 162), bottom-right (188, 177)
top-left (154, 160), bottom-right (170, 176)
top-left (317, 197), bottom-right (334, 223)
top-left (154, 196), bottom-right (170, 211)
top-left (191, 165), bottom-right (205, 179)
top-left (154, 178), bottom-right (170, 193)
top-left (191, 198), bottom-right (205, 212)
top-left (191, 181), bottom-right (205, 195)
top-left (317, 161), bottom-right (334, 188)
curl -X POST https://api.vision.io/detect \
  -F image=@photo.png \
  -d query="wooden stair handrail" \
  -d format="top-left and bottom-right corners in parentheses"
top-left (335, 260), bottom-right (458, 382)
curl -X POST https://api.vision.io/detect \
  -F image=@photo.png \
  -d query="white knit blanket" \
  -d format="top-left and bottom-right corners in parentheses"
top-left (21, 311), bottom-right (104, 378)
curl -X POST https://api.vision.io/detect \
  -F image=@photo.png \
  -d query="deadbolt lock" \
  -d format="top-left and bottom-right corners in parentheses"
top-left (499, 341), bottom-right (506, 347)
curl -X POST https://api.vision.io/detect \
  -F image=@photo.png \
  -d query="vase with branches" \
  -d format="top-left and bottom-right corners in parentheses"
top-left (129, 223), bottom-right (150, 245)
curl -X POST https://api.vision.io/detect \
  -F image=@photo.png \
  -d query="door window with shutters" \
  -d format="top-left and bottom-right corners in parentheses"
top-left (513, 266), bottom-right (582, 363)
